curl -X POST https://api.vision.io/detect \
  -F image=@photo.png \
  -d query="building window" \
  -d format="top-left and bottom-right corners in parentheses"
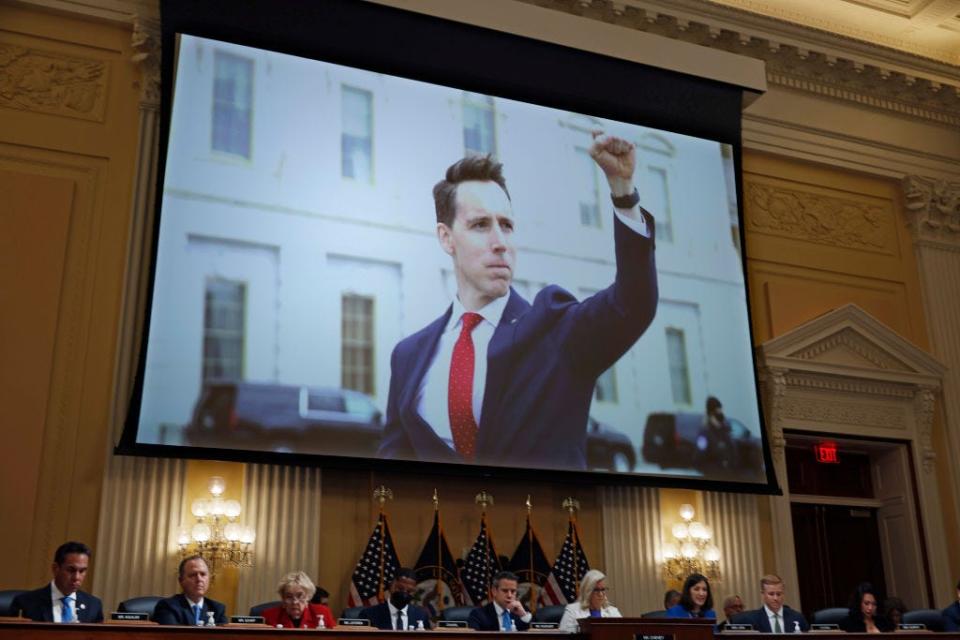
top-left (203, 278), bottom-right (245, 381)
top-left (342, 294), bottom-right (375, 394)
top-left (342, 86), bottom-right (373, 182)
top-left (576, 146), bottom-right (602, 228)
top-left (666, 327), bottom-right (692, 405)
top-left (643, 165), bottom-right (672, 242)
top-left (594, 366), bottom-right (618, 403)
top-left (212, 51), bottom-right (253, 158)
top-left (463, 92), bottom-right (496, 156)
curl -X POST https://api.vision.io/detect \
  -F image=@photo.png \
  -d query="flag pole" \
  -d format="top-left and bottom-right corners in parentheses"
top-left (433, 488), bottom-right (444, 612)
top-left (475, 490), bottom-right (494, 604)
top-left (526, 495), bottom-right (536, 613)
top-left (562, 497), bottom-right (581, 599)
top-left (374, 485), bottom-right (393, 602)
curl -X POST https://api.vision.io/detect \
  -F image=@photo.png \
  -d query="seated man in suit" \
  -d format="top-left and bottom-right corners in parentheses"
top-left (152, 556), bottom-right (227, 626)
top-left (359, 567), bottom-right (431, 630)
top-left (468, 570), bottom-right (530, 631)
top-left (716, 594), bottom-right (744, 631)
top-left (12, 541), bottom-right (104, 623)
top-left (736, 574), bottom-right (808, 633)
top-left (944, 579), bottom-right (960, 632)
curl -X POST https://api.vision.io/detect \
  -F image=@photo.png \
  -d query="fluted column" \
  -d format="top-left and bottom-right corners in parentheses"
top-left (94, 456), bottom-right (185, 610)
top-left (235, 464), bottom-right (323, 614)
top-left (702, 491), bottom-right (763, 606)
top-left (600, 486), bottom-right (661, 615)
top-left (902, 175), bottom-right (960, 601)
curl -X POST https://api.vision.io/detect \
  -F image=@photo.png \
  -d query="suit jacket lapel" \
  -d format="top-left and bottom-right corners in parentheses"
top-left (40, 588), bottom-right (53, 622)
top-left (477, 290), bottom-right (528, 450)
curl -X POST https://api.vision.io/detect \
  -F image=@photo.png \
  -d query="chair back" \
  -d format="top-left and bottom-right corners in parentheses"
top-left (341, 606), bottom-right (366, 619)
top-left (903, 609), bottom-right (945, 632)
top-left (533, 605), bottom-right (565, 623)
top-left (117, 595), bottom-right (163, 616)
top-left (642, 609), bottom-right (668, 618)
top-left (812, 608), bottom-right (848, 625)
top-left (0, 591), bottom-right (26, 617)
top-left (249, 600), bottom-right (281, 617)
top-left (440, 606), bottom-right (475, 623)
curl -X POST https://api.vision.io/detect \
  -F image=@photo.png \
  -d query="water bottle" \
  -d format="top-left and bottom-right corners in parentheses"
top-left (318, 614), bottom-right (327, 629)
top-left (417, 620), bottom-right (426, 631)
top-left (206, 611), bottom-right (216, 627)
top-left (793, 621), bottom-right (801, 633)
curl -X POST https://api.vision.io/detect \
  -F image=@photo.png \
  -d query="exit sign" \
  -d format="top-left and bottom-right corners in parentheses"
top-left (814, 441), bottom-right (839, 464)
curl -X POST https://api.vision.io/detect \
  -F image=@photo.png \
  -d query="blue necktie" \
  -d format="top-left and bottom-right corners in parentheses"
top-left (193, 604), bottom-right (202, 625)
top-left (61, 596), bottom-right (74, 623)
top-left (501, 610), bottom-right (512, 632)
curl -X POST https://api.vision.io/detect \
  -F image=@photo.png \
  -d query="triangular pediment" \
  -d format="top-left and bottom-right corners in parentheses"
top-left (759, 304), bottom-right (945, 379)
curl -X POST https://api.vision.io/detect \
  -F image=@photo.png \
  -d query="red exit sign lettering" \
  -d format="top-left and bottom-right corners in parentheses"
top-left (814, 441), bottom-right (839, 464)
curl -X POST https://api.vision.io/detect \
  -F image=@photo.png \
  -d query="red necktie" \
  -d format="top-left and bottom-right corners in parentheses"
top-left (448, 312), bottom-right (483, 460)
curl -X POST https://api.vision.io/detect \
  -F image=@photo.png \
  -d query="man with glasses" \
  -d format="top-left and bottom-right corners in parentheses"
top-left (360, 567), bottom-right (432, 630)
top-left (152, 556), bottom-right (227, 625)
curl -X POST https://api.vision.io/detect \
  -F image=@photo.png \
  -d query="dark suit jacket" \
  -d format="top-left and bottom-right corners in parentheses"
top-left (839, 613), bottom-right (894, 633)
top-left (379, 214), bottom-right (657, 469)
top-left (737, 606), bottom-right (809, 632)
top-left (12, 585), bottom-right (103, 623)
top-left (468, 602), bottom-right (530, 631)
top-left (359, 601), bottom-right (431, 630)
top-left (151, 593), bottom-right (227, 626)
top-left (944, 601), bottom-right (960, 632)
top-left (262, 603), bottom-right (334, 629)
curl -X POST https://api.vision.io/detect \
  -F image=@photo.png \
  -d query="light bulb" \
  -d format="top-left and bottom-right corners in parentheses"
top-left (240, 526), bottom-right (256, 544)
top-left (702, 525), bottom-right (713, 541)
top-left (224, 499), bottom-right (242, 518)
top-left (208, 476), bottom-right (226, 496)
top-left (689, 522), bottom-right (707, 540)
top-left (224, 523), bottom-right (241, 541)
top-left (672, 522), bottom-right (689, 539)
top-left (681, 542), bottom-right (697, 558)
top-left (209, 498), bottom-right (226, 516)
top-left (177, 529), bottom-right (191, 546)
top-left (705, 545), bottom-right (721, 562)
top-left (661, 543), bottom-right (678, 560)
top-left (191, 498), bottom-right (209, 518)
top-left (191, 523), bottom-right (212, 542)
top-left (679, 503), bottom-right (695, 521)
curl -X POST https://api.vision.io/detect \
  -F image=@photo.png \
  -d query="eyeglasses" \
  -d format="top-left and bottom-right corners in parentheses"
top-left (282, 593), bottom-right (309, 603)
top-left (593, 588), bottom-right (608, 593)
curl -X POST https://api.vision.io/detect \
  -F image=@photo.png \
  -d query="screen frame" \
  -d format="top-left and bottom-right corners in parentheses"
top-left (117, 0), bottom-right (781, 495)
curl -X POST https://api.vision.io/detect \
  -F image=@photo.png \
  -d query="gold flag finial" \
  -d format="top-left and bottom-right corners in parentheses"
top-left (373, 485), bottom-right (393, 509)
top-left (475, 490), bottom-right (494, 511)
top-left (525, 495), bottom-right (532, 514)
top-left (432, 488), bottom-right (439, 511)
top-left (562, 497), bottom-right (580, 516)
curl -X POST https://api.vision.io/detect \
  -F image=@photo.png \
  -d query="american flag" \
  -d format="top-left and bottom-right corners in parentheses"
top-left (460, 514), bottom-right (502, 606)
top-left (347, 512), bottom-right (401, 607)
top-left (540, 519), bottom-right (590, 606)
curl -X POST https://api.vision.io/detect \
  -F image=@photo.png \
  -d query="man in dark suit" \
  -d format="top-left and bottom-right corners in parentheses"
top-left (468, 570), bottom-right (530, 631)
top-left (735, 574), bottom-right (808, 633)
top-left (359, 567), bottom-right (432, 630)
top-left (152, 556), bottom-right (227, 626)
top-left (944, 579), bottom-right (960, 632)
top-left (378, 132), bottom-right (658, 470)
top-left (716, 594), bottom-right (744, 631)
top-left (12, 541), bottom-right (104, 623)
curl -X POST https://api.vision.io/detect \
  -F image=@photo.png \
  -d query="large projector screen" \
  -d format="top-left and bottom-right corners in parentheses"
top-left (122, 0), bottom-right (777, 492)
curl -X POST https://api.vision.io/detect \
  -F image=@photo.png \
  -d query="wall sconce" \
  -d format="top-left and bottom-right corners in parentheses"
top-left (660, 503), bottom-right (721, 582)
top-left (177, 476), bottom-right (255, 578)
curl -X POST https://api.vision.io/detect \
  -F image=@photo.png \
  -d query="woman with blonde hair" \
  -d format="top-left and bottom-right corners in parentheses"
top-left (262, 571), bottom-right (335, 629)
top-left (558, 569), bottom-right (622, 632)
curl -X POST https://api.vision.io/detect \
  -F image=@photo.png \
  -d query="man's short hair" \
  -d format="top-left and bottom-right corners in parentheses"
top-left (723, 595), bottom-right (742, 608)
top-left (706, 396), bottom-right (722, 414)
top-left (395, 567), bottom-right (417, 582)
top-left (760, 574), bottom-right (783, 590)
top-left (178, 555), bottom-right (207, 579)
top-left (53, 541), bottom-right (91, 565)
top-left (664, 589), bottom-right (681, 608)
top-left (491, 570), bottom-right (519, 588)
top-left (433, 155), bottom-right (510, 227)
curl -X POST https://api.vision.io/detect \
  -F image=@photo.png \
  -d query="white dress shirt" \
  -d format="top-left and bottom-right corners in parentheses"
top-left (493, 602), bottom-right (532, 630)
top-left (387, 601), bottom-right (409, 630)
top-left (50, 582), bottom-right (77, 623)
top-left (765, 605), bottom-right (784, 633)
top-left (416, 206), bottom-right (648, 450)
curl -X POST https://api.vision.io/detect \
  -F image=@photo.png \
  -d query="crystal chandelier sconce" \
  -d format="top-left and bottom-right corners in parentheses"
top-left (177, 476), bottom-right (256, 578)
top-left (660, 503), bottom-right (721, 582)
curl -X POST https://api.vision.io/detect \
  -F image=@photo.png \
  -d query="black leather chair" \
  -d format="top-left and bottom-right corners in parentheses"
top-left (249, 600), bottom-right (281, 617)
top-left (0, 590), bottom-right (26, 617)
top-left (812, 608), bottom-right (849, 625)
top-left (533, 605), bottom-right (565, 623)
top-left (341, 606), bottom-right (366, 619)
top-left (642, 609), bottom-right (668, 618)
top-left (117, 595), bottom-right (162, 616)
top-left (440, 606), bottom-right (475, 623)
top-left (903, 609), bottom-right (946, 632)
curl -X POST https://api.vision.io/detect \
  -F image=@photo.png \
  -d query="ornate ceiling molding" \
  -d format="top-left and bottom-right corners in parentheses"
top-left (520, 0), bottom-right (960, 127)
top-left (903, 175), bottom-right (960, 249)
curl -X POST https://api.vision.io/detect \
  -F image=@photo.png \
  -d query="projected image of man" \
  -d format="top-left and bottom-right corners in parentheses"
top-left (378, 131), bottom-right (658, 469)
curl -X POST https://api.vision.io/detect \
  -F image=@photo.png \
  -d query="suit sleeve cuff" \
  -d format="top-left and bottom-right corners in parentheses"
top-left (613, 207), bottom-right (650, 238)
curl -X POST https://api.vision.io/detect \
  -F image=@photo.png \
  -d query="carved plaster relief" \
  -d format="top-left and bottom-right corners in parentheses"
top-left (788, 327), bottom-right (913, 371)
top-left (0, 42), bottom-right (107, 121)
top-left (745, 181), bottom-right (893, 252)
top-left (903, 175), bottom-right (960, 248)
top-left (779, 395), bottom-right (908, 430)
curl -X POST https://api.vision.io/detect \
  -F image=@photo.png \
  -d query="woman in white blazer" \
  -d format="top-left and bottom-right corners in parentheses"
top-left (558, 569), bottom-right (622, 633)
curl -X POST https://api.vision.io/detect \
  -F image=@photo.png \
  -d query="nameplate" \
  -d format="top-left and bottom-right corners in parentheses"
top-left (231, 615), bottom-right (265, 624)
top-left (723, 624), bottom-right (754, 632)
top-left (110, 612), bottom-right (149, 621)
top-left (899, 623), bottom-right (926, 631)
top-left (637, 633), bottom-right (674, 640)
top-left (338, 618), bottom-right (372, 626)
top-left (530, 622), bottom-right (559, 630)
top-left (810, 624), bottom-right (840, 631)
top-left (437, 620), bottom-right (468, 629)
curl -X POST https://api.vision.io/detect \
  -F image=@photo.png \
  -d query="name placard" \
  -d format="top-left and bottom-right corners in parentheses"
top-left (637, 633), bottom-right (674, 640)
top-left (110, 612), bottom-right (149, 622)
top-left (723, 624), bottom-right (754, 632)
top-left (899, 623), bottom-right (926, 631)
top-left (530, 622), bottom-right (559, 630)
top-left (338, 618), bottom-right (372, 627)
top-left (810, 624), bottom-right (840, 631)
top-left (230, 615), bottom-right (265, 624)
top-left (437, 620), bottom-right (468, 629)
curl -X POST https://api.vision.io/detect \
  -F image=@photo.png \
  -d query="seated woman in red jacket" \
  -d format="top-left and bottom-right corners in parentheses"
top-left (262, 571), bottom-right (335, 629)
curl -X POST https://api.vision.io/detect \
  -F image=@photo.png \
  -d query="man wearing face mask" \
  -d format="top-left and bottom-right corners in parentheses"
top-left (359, 568), bottom-right (432, 630)
top-left (694, 396), bottom-right (738, 476)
